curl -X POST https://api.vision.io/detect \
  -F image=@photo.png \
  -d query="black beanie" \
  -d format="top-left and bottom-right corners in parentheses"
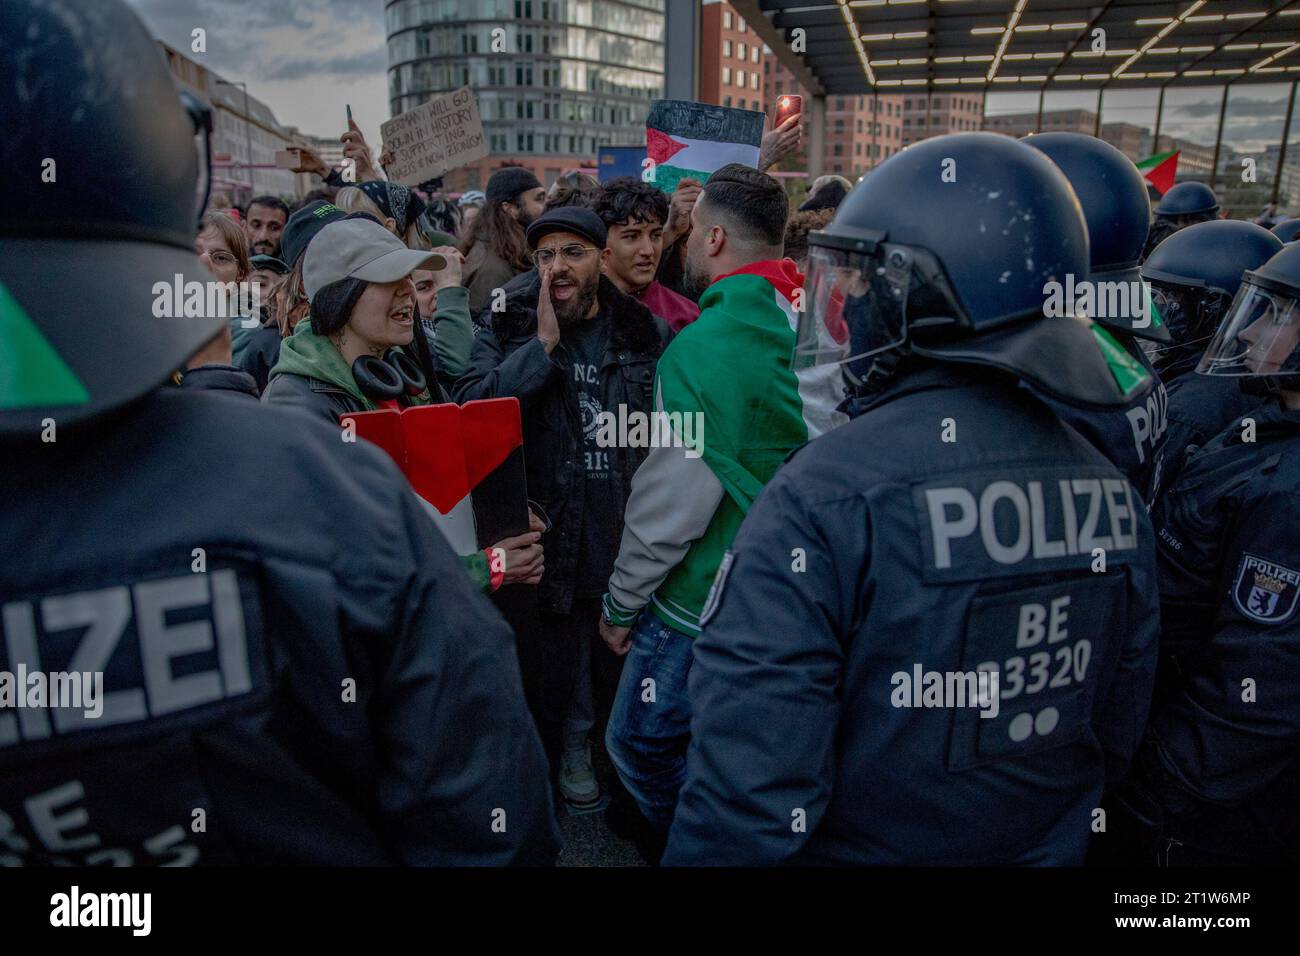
top-left (486, 167), bottom-right (542, 207)
top-left (310, 276), bottom-right (369, 337)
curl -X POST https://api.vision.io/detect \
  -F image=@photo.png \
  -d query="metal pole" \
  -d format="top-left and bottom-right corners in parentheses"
top-left (1035, 86), bottom-right (1045, 134)
top-left (242, 83), bottom-right (253, 197)
top-left (1152, 85), bottom-right (1165, 153)
top-left (871, 90), bottom-right (880, 168)
top-left (1093, 87), bottom-right (1103, 137)
top-left (809, 94), bottom-right (826, 178)
top-left (663, 0), bottom-right (699, 101)
top-left (1272, 81), bottom-right (1297, 206)
top-left (1209, 83), bottom-right (1229, 190)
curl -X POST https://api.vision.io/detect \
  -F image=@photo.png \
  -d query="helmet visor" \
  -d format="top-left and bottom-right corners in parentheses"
top-left (793, 243), bottom-right (913, 373)
top-left (1197, 280), bottom-right (1300, 378)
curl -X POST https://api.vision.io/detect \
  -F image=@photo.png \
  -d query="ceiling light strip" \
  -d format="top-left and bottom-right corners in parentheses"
top-left (1111, 0), bottom-right (1206, 79)
top-left (1250, 41), bottom-right (1300, 73)
top-left (987, 0), bottom-right (1029, 82)
top-left (837, 0), bottom-right (878, 86)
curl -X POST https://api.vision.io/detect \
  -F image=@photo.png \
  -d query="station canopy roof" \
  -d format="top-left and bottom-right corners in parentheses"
top-left (742, 0), bottom-right (1300, 95)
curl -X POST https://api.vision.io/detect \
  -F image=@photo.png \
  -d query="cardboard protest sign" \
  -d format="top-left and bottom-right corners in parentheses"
top-left (380, 86), bottom-right (489, 186)
top-left (340, 397), bottom-right (528, 554)
top-left (646, 100), bottom-right (763, 194)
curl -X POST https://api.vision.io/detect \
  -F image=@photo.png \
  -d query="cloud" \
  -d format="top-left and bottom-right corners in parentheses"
top-left (262, 48), bottom-right (389, 82)
top-left (125, 0), bottom-right (389, 143)
top-left (1169, 96), bottom-right (1290, 120)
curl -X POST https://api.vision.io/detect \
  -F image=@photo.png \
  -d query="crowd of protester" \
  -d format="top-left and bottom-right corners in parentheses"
top-left (5, 0), bottom-right (1300, 869)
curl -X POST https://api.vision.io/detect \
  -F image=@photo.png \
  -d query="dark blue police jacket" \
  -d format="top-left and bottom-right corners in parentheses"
top-left (1028, 337), bottom-right (1167, 507)
top-left (1147, 371), bottom-right (1261, 509)
top-left (1136, 400), bottom-right (1300, 862)
top-left (664, 362), bottom-right (1160, 865)
top-left (0, 385), bottom-right (559, 865)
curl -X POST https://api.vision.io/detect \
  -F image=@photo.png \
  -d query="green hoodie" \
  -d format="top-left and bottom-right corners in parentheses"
top-left (268, 317), bottom-right (383, 409)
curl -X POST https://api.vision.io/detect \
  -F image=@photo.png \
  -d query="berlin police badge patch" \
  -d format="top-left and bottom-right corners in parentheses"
top-left (1232, 554), bottom-right (1300, 625)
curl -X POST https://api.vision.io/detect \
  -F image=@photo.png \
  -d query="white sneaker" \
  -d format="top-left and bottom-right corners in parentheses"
top-left (559, 739), bottom-right (600, 806)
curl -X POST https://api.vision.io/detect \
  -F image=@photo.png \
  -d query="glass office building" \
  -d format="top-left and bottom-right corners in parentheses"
top-left (385, 0), bottom-right (664, 188)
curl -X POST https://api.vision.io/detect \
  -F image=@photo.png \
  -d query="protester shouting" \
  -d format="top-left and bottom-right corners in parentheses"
top-left (453, 207), bottom-right (671, 810)
top-left (262, 216), bottom-right (542, 591)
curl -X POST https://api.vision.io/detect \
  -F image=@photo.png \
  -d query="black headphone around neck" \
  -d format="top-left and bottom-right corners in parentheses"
top-left (352, 349), bottom-right (427, 403)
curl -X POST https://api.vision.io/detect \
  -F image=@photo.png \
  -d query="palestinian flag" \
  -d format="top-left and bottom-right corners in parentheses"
top-left (647, 99), bottom-right (764, 194)
top-left (342, 398), bottom-right (528, 556)
top-left (1136, 150), bottom-right (1179, 196)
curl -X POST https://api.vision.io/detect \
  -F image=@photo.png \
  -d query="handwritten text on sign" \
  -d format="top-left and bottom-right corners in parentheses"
top-left (381, 87), bottom-right (489, 186)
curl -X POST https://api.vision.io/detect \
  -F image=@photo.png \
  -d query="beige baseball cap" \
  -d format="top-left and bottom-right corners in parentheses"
top-left (302, 217), bottom-right (447, 299)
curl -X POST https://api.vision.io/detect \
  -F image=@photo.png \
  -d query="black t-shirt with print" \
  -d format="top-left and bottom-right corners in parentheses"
top-left (561, 310), bottom-right (619, 596)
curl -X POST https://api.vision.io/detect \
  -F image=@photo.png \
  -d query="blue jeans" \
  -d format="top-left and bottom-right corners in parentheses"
top-left (605, 612), bottom-right (695, 837)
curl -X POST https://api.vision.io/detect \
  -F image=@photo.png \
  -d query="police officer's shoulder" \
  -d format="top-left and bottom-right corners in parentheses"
top-left (157, 385), bottom-right (423, 546)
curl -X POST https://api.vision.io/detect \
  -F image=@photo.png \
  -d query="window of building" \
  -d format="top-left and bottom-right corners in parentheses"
top-left (723, 10), bottom-right (732, 28)
top-left (723, 66), bottom-right (731, 84)
top-left (724, 95), bottom-right (732, 107)
top-left (751, 74), bottom-right (758, 90)
top-left (751, 48), bottom-right (759, 64)
top-left (736, 69), bottom-right (745, 87)
top-left (833, 143), bottom-right (843, 156)
top-left (738, 42), bottom-right (746, 60)
top-left (724, 40), bottom-right (732, 57)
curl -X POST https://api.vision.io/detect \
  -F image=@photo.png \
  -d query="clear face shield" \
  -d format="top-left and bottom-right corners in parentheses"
top-left (1196, 278), bottom-right (1300, 380)
top-left (794, 240), bottom-right (918, 390)
top-left (1140, 279), bottom-right (1230, 366)
top-left (179, 90), bottom-right (214, 231)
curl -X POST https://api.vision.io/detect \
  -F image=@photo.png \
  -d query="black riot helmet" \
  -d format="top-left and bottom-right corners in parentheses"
top-left (0, 0), bottom-right (224, 436)
top-left (1271, 218), bottom-right (1300, 244)
top-left (1154, 181), bottom-right (1220, 220)
top-left (794, 132), bottom-right (1149, 408)
top-left (1140, 220), bottom-right (1282, 381)
top-left (1023, 132), bottom-right (1169, 343)
top-left (1198, 241), bottom-right (1300, 395)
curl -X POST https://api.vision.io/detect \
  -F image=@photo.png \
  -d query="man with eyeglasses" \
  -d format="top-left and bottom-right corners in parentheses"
top-left (454, 207), bottom-right (672, 817)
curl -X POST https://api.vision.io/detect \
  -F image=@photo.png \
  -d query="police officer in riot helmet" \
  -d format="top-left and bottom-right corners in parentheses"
top-left (662, 133), bottom-right (1160, 865)
top-left (1099, 240), bottom-right (1300, 865)
top-left (0, 0), bottom-right (558, 865)
top-left (1022, 132), bottom-right (1171, 502)
top-left (1141, 181), bottom-right (1220, 260)
top-left (1140, 220), bottom-right (1282, 503)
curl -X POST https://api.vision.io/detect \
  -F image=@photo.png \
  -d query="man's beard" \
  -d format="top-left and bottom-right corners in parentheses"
top-left (516, 206), bottom-right (538, 228)
top-left (682, 256), bottom-right (711, 300)
top-left (252, 239), bottom-right (279, 257)
top-left (552, 275), bottom-right (599, 327)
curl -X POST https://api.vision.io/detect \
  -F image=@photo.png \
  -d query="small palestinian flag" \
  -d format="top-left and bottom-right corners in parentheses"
top-left (342, 398), bottom-right (529, 555)
top-left (1136, 150), bottom-right (1179, 196)
top-left (647, 99), bottom-right (764, 194)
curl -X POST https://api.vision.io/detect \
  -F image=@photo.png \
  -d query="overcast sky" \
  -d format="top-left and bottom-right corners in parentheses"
top-left (127, 0), bottom-right (391, 149)
top-left (126, 0), bottom-right (1291, 159)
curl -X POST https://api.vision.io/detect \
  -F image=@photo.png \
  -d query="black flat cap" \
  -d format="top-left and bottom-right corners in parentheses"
top-left (525, 207), bottom-right (607, 250)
